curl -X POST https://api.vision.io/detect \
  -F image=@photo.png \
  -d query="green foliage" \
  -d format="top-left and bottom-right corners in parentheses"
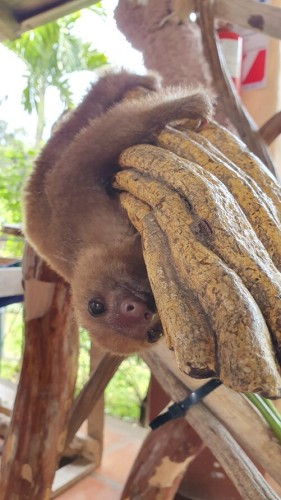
top-left (5, 11), bottom-right (108, 144)
top-left (6, 13), bottom-right (107, 113)
top-left (75, 329), bottom-right (91, 395)
top-left (0, 143), bottom-right (35, 224)
top-left (246, 393), bottom-right (281, 443)
top-left (89, 2), bottom-right (107, 18)
top-left (0, 123), bottom-right (35, 256)
top-left (105, 356), bottom-right (150, 421)
top-left (75, 331), bottom-right (150, 422)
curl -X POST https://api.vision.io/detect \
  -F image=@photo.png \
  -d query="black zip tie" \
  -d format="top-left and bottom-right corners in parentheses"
top-left (149, 378), bottom-right (222, 430)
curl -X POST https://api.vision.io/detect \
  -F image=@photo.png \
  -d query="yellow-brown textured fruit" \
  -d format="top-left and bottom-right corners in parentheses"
top-left (196, 121), bottom-right (281, 223)
top-left (120, 192), bottom-right (216, 378)
top-left (115, 157), bottom-right (281, 397)
top-left (157, 127), bottom-right (281, 271)
top-left (117, 144), bottom-right (281, 360)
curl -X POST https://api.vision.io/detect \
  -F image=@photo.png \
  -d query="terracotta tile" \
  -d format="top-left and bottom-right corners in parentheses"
top-left (104, 417), bottom-right (147, 447)
top-left (103, 428), bottom-right (124, 449)
top-left (57, 475), bottom-right (121, 500)
top-left (99, 440), bottom-right (144, 485)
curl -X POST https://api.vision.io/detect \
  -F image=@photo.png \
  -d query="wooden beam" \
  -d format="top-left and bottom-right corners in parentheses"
top-left (195, 0), bottom-right (277, 175)
top-left (0, 2), bottom-right (21, 41)
top-left (65, 352), bottom-right (123, 449)
top-left (215, 0), bottom-right (281, 40)
top-left (0, 0), bottom-right (100, 40)
top-left (20, 0), bottom-right (98, 34)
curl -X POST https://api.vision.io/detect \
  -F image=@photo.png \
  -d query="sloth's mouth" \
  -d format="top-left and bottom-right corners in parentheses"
top-left (146, 308), bottom-right (163, 343)
top-left (134, 293), bottom-right (164, 343)
top-left (147, 326), bottom-right (163, 343)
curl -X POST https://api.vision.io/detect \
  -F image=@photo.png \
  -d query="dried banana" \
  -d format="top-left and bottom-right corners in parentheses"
top-left (120, 193), bottom-right (216, 378)
top-left (115, 163), bottom-right (281, 396)
top-left (117, 144), bottom-right (281, 362)
top-left (157, 127), bottom-right (281, 271)
top-left (173, 125), bottom-right (280, 221)
top-left (196, 121), bottom-right (281, 223)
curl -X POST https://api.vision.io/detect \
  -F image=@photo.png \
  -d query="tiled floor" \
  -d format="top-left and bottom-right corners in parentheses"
top-left (57, 416), bottom-right (148, 500)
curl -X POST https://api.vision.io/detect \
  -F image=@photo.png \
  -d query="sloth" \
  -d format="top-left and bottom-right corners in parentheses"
top-left (23, 70), bottom-right (213, 354)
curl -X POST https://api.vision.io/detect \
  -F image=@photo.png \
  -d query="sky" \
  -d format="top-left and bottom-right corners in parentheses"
top-left (0, 0), bottom-right (145, 142)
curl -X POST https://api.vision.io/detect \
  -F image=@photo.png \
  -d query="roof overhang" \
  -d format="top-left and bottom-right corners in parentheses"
top-left (0, 0), bottom-right (98, 41)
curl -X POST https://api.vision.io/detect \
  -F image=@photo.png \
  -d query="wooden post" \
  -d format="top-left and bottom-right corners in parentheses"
top-left (87, 345), bottom-right (106, 466)
top-left (121, 418), bottom-right (203, 499)
top-left (0, 244), bottom-right (79, 500)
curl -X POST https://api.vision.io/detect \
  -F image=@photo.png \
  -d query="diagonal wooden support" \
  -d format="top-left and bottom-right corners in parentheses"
top-left (260, 112), bottom-right (281, 146)
top-left (65, 351), bottom-right (123, 448)
top-left (195, 0), bottom-right (277, 175)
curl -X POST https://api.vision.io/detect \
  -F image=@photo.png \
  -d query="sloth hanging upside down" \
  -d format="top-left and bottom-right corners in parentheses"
top-left (23, 70), bottom-right (212, 354)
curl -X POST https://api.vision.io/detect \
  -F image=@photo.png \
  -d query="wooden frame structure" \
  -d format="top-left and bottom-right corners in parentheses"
top-left (1, 0), bottom-right (281, 498)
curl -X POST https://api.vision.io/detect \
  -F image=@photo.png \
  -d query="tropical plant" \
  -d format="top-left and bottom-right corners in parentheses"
top-left (0, 122), bottom-right (35, 256)
top-left (5, 11), bottom-right (107, 146)
top-left (105, 356), bottom-right (150, 422)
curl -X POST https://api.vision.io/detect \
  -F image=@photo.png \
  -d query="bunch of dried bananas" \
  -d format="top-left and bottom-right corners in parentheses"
top-left (114, 119), bottom-right (281, 399)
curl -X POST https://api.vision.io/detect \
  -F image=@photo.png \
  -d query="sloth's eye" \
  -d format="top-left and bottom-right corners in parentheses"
top-left (88, 299), bottom-right (106, 316)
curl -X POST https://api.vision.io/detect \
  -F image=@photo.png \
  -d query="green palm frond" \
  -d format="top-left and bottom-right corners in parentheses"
top-left (5, 7), bottom-right (108, 144)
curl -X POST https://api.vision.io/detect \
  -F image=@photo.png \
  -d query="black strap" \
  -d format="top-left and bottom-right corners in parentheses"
top-left (149, 378), bottom-right (222, 430)
top-left (0, 295), bottom-right (24, 308)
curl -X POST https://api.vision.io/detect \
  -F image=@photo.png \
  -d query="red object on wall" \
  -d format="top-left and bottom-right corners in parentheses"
top-left (242, 49), bottom-right (267, 86)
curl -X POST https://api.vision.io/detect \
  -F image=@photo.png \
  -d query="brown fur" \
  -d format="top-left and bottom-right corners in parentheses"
top-left (23, 70), bottom-right (213, 354)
